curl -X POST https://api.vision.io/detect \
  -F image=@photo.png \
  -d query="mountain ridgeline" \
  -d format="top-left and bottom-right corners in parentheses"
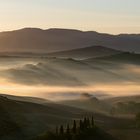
top-left (0, 28), bottom-right (140, 53)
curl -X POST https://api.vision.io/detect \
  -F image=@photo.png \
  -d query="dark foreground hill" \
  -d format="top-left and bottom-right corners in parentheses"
top-left (0, 95), bottom-right (138, 140)
top-left (0, 96), bottom-right (85, 140)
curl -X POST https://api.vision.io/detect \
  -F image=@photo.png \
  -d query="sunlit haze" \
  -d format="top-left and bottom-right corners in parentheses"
top-left (0, 0), bottom-right (140, 34)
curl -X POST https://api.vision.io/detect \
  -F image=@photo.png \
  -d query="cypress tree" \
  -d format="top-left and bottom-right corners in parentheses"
top-left (79, 120), bottom-right (83, 130)
top-left (91, 116), bottom-right (94, 127)
top-left (66, 124), bottom-right (70, 134)
top-left (84, 117), bottom-right (87, 128)
top-left (72, 120), bottom-right (77, 133)
top-left (60, 125), bottom-right (64, 134)
top-left (66, 124), bottom-right (72, 140)
top-left (87, 117), bottom-right (90, 128)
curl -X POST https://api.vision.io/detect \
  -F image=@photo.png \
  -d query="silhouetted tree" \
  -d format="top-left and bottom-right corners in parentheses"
top-left (91, 116), bottom-right (94, 127)
top-left (35, 116), bottom-right (100, 140)
top-left (86, 118), bottom-right (90, 128)
top-left (66, 124), bottom-right (70, 134)
top-left (60, 125), bottom-right (64, 134)
top-left (66, 124), bottom-right (72, 140)
top-left (83, 117), bottom-right (87, 128)
top-left (79, 120), bottom-right (83, 131)
top-left (72, 120), bottom-right (77, 133)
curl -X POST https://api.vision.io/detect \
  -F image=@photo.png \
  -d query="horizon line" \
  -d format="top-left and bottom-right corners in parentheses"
top-left (0, 27), bottom-right (140, 36)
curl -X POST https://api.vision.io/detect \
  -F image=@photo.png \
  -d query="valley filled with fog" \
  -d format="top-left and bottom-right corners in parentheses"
top-left (0, 55), bottom-right (139, 101)
top-left (1, 0), bottom-right (140, 139)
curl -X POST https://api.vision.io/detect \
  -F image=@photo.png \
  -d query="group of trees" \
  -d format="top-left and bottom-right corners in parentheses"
top-left (34, 116), bottom-right (116, 140)
top-left (35, 117), bottom-right (99, 140)
top-left (56, 116), bottom-right (95, 135)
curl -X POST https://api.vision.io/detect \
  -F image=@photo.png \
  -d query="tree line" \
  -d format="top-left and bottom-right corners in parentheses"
top-left (35, 116), bottom-right (99, 140)
top-left (56, 116), bottom-right (95, 135)
top-left (34, 116), bottom-right (116, 140)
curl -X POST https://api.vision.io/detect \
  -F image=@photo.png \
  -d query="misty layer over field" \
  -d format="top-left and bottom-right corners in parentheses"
top-left (0, 54), bottom-right (140, 100)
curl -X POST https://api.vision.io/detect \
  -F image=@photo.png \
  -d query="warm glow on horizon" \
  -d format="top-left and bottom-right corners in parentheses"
top-left (0, 0), bottom-right (140, 34)
top-left (0, 77), bottom-right (140, 100)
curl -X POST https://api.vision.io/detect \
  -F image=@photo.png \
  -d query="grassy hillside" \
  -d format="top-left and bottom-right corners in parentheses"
top-left (0, 96), bottom-right (86, 140)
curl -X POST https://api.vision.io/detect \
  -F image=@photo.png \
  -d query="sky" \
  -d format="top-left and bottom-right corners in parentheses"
top-left (0, 0), bottom-right (140, 34)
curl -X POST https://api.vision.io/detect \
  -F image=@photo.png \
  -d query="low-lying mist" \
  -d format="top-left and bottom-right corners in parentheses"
top-left (0, 57), bottom-right (140, 101)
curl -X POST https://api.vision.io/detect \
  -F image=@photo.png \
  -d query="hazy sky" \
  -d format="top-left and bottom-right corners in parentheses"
top-left (0, 0), bottom-right (140, 34)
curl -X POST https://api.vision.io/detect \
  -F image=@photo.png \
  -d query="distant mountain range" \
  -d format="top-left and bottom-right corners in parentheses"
top-left (0, 28), bottom-right (140, 53)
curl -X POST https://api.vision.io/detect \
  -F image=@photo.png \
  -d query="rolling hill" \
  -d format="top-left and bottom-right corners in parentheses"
top-left (0, 28), bottom-right (140, 53)
top-left (0, 95), bottom-right (86, 140)
top-left (0, 94), bottom-right (136, 140)
top-left (47, 46), bottom-right (121, 59)
top-left (58, 93), bottom-right (112, 114)
top-left (104, 95), bottom-right (140, 104)
top-left (0, 94), bottom-right (50, 104)
top-left (89, 52), bottom-right (140, 65)
top-left (101, 95), bottom-right (140, 115)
